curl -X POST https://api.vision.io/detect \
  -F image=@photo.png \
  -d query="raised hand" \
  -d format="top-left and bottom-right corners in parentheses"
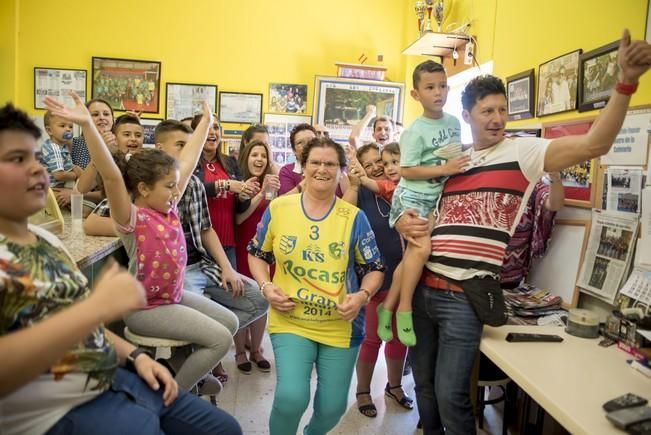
top-left (617, 29), bottom-right (651, 83)
top-left (43, 92), bottom-right (92, 126)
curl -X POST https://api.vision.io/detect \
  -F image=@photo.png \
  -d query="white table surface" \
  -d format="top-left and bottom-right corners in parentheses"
top-left (480, 325), bottom-right (651, 435)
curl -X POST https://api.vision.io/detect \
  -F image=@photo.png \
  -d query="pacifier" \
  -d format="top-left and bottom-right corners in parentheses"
top-left (63, 131), bottom-right (74, 141)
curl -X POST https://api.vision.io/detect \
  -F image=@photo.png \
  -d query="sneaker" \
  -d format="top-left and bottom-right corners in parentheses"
top-left (197, 374), bottom-right (222, 396)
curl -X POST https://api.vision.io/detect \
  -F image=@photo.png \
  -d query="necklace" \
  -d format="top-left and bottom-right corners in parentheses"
top-left (470, 141), bottom-right (501, 167)
top-left (374, 194), bottom-right (390, 218)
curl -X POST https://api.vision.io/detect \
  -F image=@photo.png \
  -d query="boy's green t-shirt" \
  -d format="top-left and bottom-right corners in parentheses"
top-left (398, 113), bottom-right (461, 194)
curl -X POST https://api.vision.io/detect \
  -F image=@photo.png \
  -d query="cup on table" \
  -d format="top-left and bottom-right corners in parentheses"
top-left (70, 190), bottom-right (83, 231)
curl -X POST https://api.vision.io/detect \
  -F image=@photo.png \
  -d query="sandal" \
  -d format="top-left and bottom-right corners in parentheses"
top-left (212, 362), bottom-right (229, 383)
top-left (249, 350), bottom-right (271, 372)
top-left (235, 351), bottom-right (252, 374)
top-left (385, 383), bottom-right (414, 410)
top-left (355, 391), bottom-right (377, 418)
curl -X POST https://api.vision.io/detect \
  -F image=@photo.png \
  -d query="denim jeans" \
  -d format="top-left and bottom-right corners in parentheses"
top-left (46, 368), bottom-right (241, 435)
top-left (184, 262), bottom-right (268, 330)
top-left (410, 284), bottom-right (483, 435)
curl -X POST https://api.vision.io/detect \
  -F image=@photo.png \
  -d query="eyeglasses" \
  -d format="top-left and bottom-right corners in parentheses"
top-left (307, 160), bottom-right (340, 169)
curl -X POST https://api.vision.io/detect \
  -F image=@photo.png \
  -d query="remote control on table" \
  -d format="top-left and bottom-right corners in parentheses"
top-left (606, 406), bottom-right (651, 429)
top-left (628, 419), bottom-right (651, 435)
top-left (505, 332), bottom-right (564, 343)
top-left (603, 393), bottom-right (648, 412)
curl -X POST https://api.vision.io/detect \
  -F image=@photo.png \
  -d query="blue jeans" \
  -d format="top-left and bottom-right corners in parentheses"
top-left (411, 284), bottom-right (483, 435)
top-left (46, 368), bottom-right (241, 435)
top-left (269, 333), bottom-right (359, 435)
top-left (184, 262), bottom-right (268, 329)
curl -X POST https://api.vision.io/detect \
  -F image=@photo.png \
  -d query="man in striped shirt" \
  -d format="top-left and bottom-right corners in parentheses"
top-left (396, 30), bottom-right (650, 435)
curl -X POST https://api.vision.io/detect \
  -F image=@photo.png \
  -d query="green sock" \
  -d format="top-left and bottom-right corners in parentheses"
top-left (396, 311), bottom-right (416, 347)
top-left (376, 304), bottom-right (394, 342)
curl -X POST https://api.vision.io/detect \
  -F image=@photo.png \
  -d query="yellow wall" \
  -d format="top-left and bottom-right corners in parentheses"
top-left (0, 0), bottom-right (18, 105)
top-left (494, 0), bottom-right (650, 127)
top-left (10, 0), bottom-right (410, 129)
top-left (4, 0), bottom-right (650, 128)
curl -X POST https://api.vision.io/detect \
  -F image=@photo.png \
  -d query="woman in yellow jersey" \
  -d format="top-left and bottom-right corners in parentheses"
top-left (248, 137), bottom-right (384, 435)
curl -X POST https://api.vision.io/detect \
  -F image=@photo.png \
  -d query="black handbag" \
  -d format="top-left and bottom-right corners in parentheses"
top-left (458, 277), bottom-right (508, 326)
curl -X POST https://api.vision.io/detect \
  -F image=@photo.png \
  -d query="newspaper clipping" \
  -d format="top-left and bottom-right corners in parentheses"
top-left (607, 166), bottom-right (644, 213)
top-left (577, 209), bottom-right (639, 303)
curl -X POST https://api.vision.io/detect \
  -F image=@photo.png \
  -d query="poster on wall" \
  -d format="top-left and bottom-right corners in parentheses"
top-left (543, 119), bottom-right (595, 207)
top-left (313, 76), bottom-right (404, 144)
top-left (91, 57), bottom-right (161, 114)
top-left (34, 67), bottom-right (87, 110)
top-left (219, 92), bottom-right (263, 124)
top-left (577, 209), bottom-right (639, 304)
top-left (140, 118), bottom-right (161, 148)
top-left (600, 110), bottom-right (651, 166)
top-left (166, 83), bottom-right (217, 121)
top-left (264, 113), bottom-right (312, 165)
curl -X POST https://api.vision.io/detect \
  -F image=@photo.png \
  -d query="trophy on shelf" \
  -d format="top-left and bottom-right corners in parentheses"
top-left (433, 0), bottom-right (446, 31)
top-left (415, 0), bottom-right (449, 35)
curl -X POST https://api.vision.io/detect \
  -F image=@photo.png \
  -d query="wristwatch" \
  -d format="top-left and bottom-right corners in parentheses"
top-left (126, 348), bottom-right (151, 370)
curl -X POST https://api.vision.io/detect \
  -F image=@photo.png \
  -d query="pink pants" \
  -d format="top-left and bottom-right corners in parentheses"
top-left (358, 289), bottom-right (407, 363)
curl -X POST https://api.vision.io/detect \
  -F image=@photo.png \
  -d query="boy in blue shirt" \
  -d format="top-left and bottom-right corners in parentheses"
top-left (376, 60), bottom-right (470, 346)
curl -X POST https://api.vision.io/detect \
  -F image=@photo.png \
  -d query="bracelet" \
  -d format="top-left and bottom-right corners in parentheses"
top-left (615, 81), bottom-right (638, 96)
top-left (225, 180), bottom-right (231, 192)
top-left (358, 288), bottom-right (372, 305)
top-left (260, 281), bottom-right (273, 297)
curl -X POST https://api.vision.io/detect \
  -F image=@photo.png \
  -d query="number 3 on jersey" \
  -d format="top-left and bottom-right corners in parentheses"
top-left (309, 225), bottom-right (320, 240)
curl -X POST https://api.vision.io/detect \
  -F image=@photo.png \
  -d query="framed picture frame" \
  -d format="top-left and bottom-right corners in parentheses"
top-left (335, 62), bottom-right (387, 81)
top-left (313, 76), bottom-right (404, 144)
top-left (268, 84), bottom-right (308, 114)
top-left (528, 219), bottom-right (591, 308)
top-left (91, 57), bottom-right (161, 114)
top-left (34, 67), bottom-right (87, 110)
top-left (578, 40), bottom-right (619, 112)
top-left (543, 117), bottom-right (596, 207)
top-left (139, 118), bottom-right (162, 148)
top-left (536, 49), bottom-right (581, 117)
top-left (504, 128), bottom-right (541, 138)
top-left (506, 69), bottom-right (535, 121)
top-left (221, 132), bottom-right (242, 157)
top-left (264, 113), bottom-right (312, 165)
top-left (219, 92), bottom-right (263, 124)
top-left (166, 82), bottom-right (217, 121)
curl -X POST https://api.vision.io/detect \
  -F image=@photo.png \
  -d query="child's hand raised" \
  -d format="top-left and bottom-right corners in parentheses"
top-left (200, 100), bottom-right (213, 124)
top-left (442, 155), bottom-right (471, 176)
top-left (43, 92), bottom-right (92, 126)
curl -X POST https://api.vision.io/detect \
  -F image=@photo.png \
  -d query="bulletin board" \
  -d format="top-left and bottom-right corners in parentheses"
top-left (528, 219), bottom-right (591, 308)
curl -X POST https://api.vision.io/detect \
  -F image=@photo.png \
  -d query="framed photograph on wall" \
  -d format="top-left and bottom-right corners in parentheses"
top-left (504, 128), bottom-right (541, 138)
top-left (543, 118), bottom-right (596, 207)
top-left (166, 82), bottom-right (217, 121)
top-left (536, 49), bottom-right (581, 117)
top-left (139, 118), bottom-right (162, 148)
top-left (219, 92), bottom-right (263, 124)
top-left (506, 69), bottom-right (535, 121)
top-left (34, 67), bottom-right (87, 109)
top-left (313, 76), bottom-right (404, 144)
top-left (264, 113), bottom-right (312, 165)
top-left (91, 57), bottom-right (161, 113)
top-left (269, 83), bottom-right (308, 114)
top-left (578, 40), bottom-right (619, 112)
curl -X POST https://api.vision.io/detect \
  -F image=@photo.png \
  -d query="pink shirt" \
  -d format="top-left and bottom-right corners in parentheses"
top-left (117, 205), bottom-right (187, 308)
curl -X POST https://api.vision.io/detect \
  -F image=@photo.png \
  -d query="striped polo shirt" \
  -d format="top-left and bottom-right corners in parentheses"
top-left (426, 137), bottom-right (550, 281)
